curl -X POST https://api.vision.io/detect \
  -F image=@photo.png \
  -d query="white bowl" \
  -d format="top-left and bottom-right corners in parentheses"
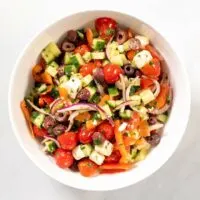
top-left (8, 10), bottom-right (190, 191)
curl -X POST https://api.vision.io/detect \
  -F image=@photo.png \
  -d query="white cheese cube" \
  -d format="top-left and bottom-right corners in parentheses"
top-left (140, 89), bottom-right (155, 105)
top-left (72, 145), bottom-right (86, 160)
top-left (63, 74), bottom-right (82, 99)
top-left (89, 151), bottom-right (105, 165)
top-left (135, 35), bottom-right (149, 48)
top-left (132, 50), bottom-right (152, 69)
top-left (95, 140), bottom-right (113, 156)
top-left (118, 45), bottom-right (124, 53)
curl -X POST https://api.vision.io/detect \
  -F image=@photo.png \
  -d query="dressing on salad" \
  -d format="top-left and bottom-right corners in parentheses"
top-left (21, 17), bottom-right (172, 177)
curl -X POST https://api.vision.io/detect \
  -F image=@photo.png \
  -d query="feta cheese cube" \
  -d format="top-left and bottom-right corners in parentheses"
top-left (133, 50), bottom-right (152, 69)
top-left (72, 145), bottom-right (86, 160)
top-left (135, 35), bottom-right (149, 48)
top-left (89, 151), bottom-right (105, 165)
top-left (95, 140), bottom-right (113, 156)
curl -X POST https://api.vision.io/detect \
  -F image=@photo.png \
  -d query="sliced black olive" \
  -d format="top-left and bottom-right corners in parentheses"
top-left (93, 68), bottom-right (105, 84)
top-left (146, 133), bottom-right (161, 147)
top-left (129, 38), bottom-right (141, 50)
top-left (76, 88), bottom-right (90, 101)
top-left (54, 112), bottom-right (68, 122)
top-left (66, 30), bottom-right (77, 42)
top-left (43, 116), bottom-right (56, 130)
top-left (134, 69), bottom-right (142, 77)
top-left (123, 64), bottom-right (135, 77)
top-left (116, 29), bottom-right (128, 45)
top-left (61, 41), bottom-right (75, 52)
top-left (52, 124), bottom-right (66, 136)
top-left (148, 116), bottom-right (157, 125)
top-left (57, 66), bottom-right (65, 78)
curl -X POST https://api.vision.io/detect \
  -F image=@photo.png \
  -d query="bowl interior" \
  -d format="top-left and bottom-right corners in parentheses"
top-left (9, 10), bottom-right (190, 191)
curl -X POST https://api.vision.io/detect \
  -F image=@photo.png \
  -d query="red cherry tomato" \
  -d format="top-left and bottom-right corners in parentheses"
top-left (95, 17), bottom-right (117, 40)
top-left (38, 95), bottom-right (54, 107)
top-left (104, 150), bottom-right (121, 163)
top-left (79, 62), bottom-right (96, 77)
top-left (33, 125), bottom-right (48, 137)
top-left (103, 64), bottom-right (123, 84)
top-left (54, 148), bottom-right (74, 168)
top-left (78, 159), bottom-right (99, 177)
top-left (57, 132), bottom-right (78, 150)
top-left (94, 60), bottom-right (102, 67)
top-left (141, 58), bottom-right (161, 78)
top-left (141, 77), bottom-right (154, 89)
top-left (74, 44), bottom-right (90, 56)
top-left (92, 131), bottom-right (106, 145)
top-left (96, 121), bottom-right (114, 140)
top-left (78, 128), bottom-right (95, 144)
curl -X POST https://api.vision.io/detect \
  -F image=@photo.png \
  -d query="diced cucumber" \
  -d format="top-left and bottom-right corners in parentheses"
top-left (92, 112), bottom-right (101, 120)
top-left (70, 53), bottom-right (85, 67)
top-left (110, 55), bottom-right (123, 66)
top-left (64, 65), bottom-right (77, 76)
top-left (92, 38), bottom-right (106, 51)
top-left (157, 114), bottom-right (168, 123)
top-left (129, 95), bottom-right (141, 106)
top-left (106, 100), bottom-right (116, 108)
top-left (119, 109), bottom-right (133, 119)
top-left (130, 148), bottom-right (138, 160)
top-left (82, 74), bottom-right (93, 87)
top-left (108, 86), bottom-right (119, 97)
top-left (140, 89), bottom-right (155, 105)
top-left (36, 83), bottom-right (47, 93)
top-left (136, 106), bottom-right (149, 120)
top-left (50, 87), bottom-right (59, 99)
top-left (31, 111), bottom-right (45, 128)
top-left (45, 61), bottom-right (59, 77)
top-left (43, 141), bottom-right (57, 154)
top-left (59, 75), bottom-right (68, 84)
top-left (91, 52), bottom-right (105, 60)
top-left (102, 59), bottom-right (110, 66)
top-left (85, 86), bottom-right (97, 100)
top-left (129, 77), bottom-right (141, 85)
top-left (120, 54), bottom-right (129, 65)
top-left (82, 52), bottom-right (92, 63)
top-left (89, 93), bottom-right (100, 104)
top-left (41, 42), bottom-right (61, 63)
top-left (64, 52), bottom-right (73, 64)
top-left (135, 148), bottom-right (149, 162)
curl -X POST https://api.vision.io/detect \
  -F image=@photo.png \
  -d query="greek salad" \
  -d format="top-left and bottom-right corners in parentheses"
top-left (21, 17), bottom-right (172, 177)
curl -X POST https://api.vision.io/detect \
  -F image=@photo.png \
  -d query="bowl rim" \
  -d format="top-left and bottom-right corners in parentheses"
top-left (8, 10), bottom-right (191, 191)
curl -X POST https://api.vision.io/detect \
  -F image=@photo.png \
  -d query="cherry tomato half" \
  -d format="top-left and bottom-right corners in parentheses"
top-left (95, 17), bottom-right (117, 40)
top-left (141, 58), bottom-right (161, 78)
top-left (104, 150), bottom-right (121, 163)
top-left (33, 125), bottom-right (48, 137)
top-left (74, 44), bottom-right (90, 56)
top-left (96, 121), bottom-right (114, 141)
top-left (54, 148), bottom-right (74, 168)
top-left (57, 132), bottom-right (78, 150)
top-left (78, 159), bottom-right (99, 177)
top-left (103, 64), bottom-right (123, 84)
top-left (78, 128), bottom-right (95, 144)
top-left (79, 62), bottom-right (96, 77)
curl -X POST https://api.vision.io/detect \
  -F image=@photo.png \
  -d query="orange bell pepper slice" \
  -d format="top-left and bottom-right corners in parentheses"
top-left (124, 136), bottom-right (136, 146)
top-left (75, 112), bottom-right (91, 122)
top-left (41, 72), bottom-right (53, 84)
top-left (114, 120), bottom-right (130, 164)
top-left (58, 87), bottom-right (68, 101)
top-left (99, 163), bottom-right (133, 170)
top-left (98, 95), bottom-right (110, 106)
top-left (86, 28), bottom-right (93, 47)
top-left (156, 83), bottom-right (170, 109)
top-left (20, 101), bottom-right (34, 137)
top-left (126, 50), bottom-right (135, 61)
top-left (138, 120), bottom-right (150, 137)
top-left (32, 64), bottom-right (43, 82)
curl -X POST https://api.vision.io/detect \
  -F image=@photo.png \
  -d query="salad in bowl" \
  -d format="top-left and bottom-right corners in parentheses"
top-left (20, 17), bottom-right (172, 177)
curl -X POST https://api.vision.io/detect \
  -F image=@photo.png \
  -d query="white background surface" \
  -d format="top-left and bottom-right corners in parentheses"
top-left (0, 0), bottom-right (200, 199)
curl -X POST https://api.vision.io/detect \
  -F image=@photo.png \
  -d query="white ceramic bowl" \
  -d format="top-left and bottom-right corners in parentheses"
top-left (9, 10), bottom-right (190, 191)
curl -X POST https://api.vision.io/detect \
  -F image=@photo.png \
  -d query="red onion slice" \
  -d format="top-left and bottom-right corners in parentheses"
top-left (113, 100), bottom-right (138, 111)
top-left (148, 104), bottom-right (170, 115)
top-left (26, 99), bottom-right (54, 118)
top-left (42, 136), bottom-right (60, 148)
top-left (57, 103), bottom-right (114, 126)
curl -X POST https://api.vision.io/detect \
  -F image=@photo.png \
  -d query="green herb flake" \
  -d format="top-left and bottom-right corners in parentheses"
top-left (80, 145), bottom-right (86, 150)
top-left (106, 28), bottom-right (115, 36)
